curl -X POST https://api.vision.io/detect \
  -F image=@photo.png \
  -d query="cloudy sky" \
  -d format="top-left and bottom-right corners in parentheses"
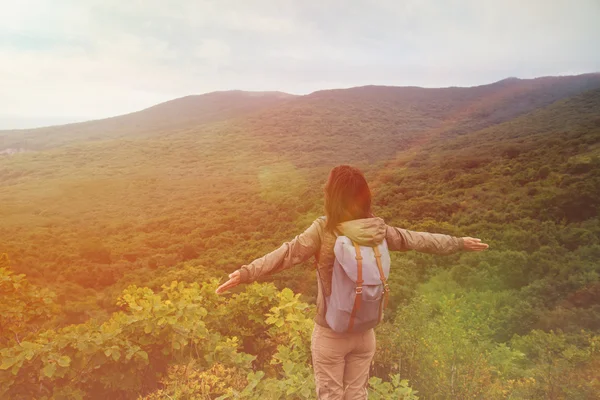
top-left (1, 0), bottom-right (599, 129)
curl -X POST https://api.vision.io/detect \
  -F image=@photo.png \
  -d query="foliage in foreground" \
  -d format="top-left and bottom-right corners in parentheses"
top-left (2, 254), bottom-right (599, 399)
top-left (0, 257), bottom-right (416, 399)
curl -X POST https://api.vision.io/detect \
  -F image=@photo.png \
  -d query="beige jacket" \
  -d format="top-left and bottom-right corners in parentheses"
top-left (237, 217), bottom-right (464, 327)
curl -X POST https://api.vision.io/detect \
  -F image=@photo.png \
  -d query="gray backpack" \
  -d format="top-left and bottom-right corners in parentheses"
top-left (323, 234), bottom-right (391, 333)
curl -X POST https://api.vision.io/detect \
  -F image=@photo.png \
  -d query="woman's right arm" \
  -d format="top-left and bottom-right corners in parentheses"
top-left (385, 225), bottom-right (488, 254)
top-left (216, 218), bottom-right (322, 294)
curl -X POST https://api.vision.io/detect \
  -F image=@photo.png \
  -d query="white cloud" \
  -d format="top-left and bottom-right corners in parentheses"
top-left (195, 39), bottom-right (231, 66)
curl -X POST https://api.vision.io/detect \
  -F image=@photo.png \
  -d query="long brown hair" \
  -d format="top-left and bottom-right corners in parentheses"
top-left (324, 165), bottom-right (372, 232)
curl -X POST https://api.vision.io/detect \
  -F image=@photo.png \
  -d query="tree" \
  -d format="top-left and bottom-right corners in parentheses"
top-left (0, 254), bottom-right (57, 347)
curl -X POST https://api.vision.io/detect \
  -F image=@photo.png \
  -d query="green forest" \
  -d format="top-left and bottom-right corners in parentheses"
top-left (1, 75), bottom-right (600, 399)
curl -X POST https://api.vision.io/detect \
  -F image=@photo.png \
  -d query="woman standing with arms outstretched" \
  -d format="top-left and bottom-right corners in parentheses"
top-left (216, 165), bottom-right (489, 399)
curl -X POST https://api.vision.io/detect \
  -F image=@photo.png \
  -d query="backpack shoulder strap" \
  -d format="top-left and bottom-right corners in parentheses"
top-left (373, 245), bottom-right (390, 315)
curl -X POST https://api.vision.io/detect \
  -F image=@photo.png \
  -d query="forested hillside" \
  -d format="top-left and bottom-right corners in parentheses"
top-left (1, 75), bottom-right (599, 399)
top-left (0, 91), bottom-right (296, 150)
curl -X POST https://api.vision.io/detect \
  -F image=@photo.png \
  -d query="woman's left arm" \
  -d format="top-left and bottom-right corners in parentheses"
top-left (216, 219), bottom-right (322, 294)
top-left (385, 225), bottom-right (489, 254)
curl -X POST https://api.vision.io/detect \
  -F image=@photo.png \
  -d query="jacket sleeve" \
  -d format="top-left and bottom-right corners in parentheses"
top-left (237, 218), bottom-right (322, 283)
top-left (385, 225), bottom-right (464, 255)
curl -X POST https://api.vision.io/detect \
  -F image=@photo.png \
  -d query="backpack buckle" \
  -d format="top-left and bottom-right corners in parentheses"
top-left (355, 286), bottom-right (363, 294)
top-left (384, 284), bottom-right (390, 292)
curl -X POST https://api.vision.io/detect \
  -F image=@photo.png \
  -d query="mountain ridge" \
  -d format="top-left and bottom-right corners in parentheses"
top-left (2, 73), bottom-right (599, 137)
top-left (0, 90), bottom-right (297, 133)
top-left (0, 90), bottom-right (297, 149)
top-left (3, 73), bottom-right (600, 157)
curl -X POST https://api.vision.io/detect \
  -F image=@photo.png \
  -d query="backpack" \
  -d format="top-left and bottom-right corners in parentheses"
top-left (320, 233), bottom-right (391, 333)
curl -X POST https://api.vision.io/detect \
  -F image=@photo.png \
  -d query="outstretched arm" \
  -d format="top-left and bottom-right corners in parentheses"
top-left (386, 225), bottom-right (488, 254)
top-left (216, 218), bottom-right (322, 294)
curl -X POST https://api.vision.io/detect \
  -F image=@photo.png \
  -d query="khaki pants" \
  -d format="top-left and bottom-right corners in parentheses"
top-left (311, 323), bottom-right (376, 400)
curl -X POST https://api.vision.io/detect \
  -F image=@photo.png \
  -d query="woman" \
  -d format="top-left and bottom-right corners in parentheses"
top-left (216, 165), bottom-right (488, 399)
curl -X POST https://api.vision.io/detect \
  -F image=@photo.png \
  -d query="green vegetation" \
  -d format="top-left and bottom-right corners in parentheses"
top-left (1, 76), bottom-right (599, 398)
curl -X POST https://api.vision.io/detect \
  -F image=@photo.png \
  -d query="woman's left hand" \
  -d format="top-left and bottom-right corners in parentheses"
top-left (462, 237), bottom-right (489, 251)
top-left (216, 270), bottom-right (241, 294)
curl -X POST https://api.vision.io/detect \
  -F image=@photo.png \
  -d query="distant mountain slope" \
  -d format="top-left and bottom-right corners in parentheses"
top-left (0, 91), bottom-right (295, 150)
top-left (240, 73), bottom-right (600, 165)
top-left (372, 87), bottom-right (600, 222)
top-left (2, 74), bottom-right (600, 156)
top-left (439, 73), bottom-right (600, 136)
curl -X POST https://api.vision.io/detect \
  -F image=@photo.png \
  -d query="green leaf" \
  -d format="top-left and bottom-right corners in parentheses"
top-left (0, 357), bottom-right (15, 370)
top-left (57, 356), bottom-right (71, 367)
top-left (281, 288), bottom-right (294, 300)
top-left (300, 386), bottom-right (312, 398)
top-left (282, 360), bottom-right (294, 375)
top-left (136, 350), bottom-right (149, 363)
top-left (43, 363), bottom-right (57, 378)
top-left (20, 341), bottom-right (37, 349)
top-left (286, 386), bottom-right (297, 395)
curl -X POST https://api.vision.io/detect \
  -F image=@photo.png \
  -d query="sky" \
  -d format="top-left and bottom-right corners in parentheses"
top-left (1, 0), bottom-right (599, 129)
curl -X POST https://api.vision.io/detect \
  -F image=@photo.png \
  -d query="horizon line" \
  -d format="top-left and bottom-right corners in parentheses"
top-left (2, 71), bottom-right (599, 132)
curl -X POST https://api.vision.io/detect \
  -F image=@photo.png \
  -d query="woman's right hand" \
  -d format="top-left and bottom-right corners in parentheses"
top-left (462, 237), bottom-right (489, 251)
top-left (215, 270), bottom-right (241, 294)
